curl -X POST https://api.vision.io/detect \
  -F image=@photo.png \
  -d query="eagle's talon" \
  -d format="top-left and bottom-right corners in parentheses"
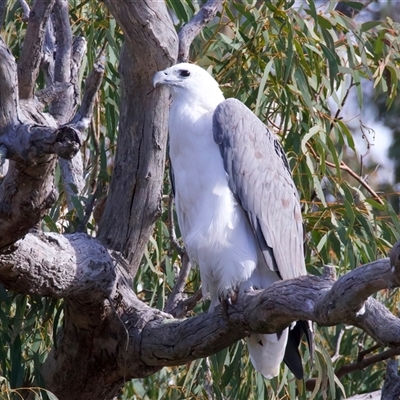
top-left (217, 286), bottom-right (239, 326)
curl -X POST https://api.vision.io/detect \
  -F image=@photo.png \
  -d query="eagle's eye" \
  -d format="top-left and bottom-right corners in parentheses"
top-left (180, 69), bottom-right (190, 77)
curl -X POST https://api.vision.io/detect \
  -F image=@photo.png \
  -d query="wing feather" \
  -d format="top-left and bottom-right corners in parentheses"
top-left (213, 98), bottom-right (306, 279)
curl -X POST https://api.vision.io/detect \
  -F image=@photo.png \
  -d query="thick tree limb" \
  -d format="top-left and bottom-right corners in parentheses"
top-left (0, 37), bottom-right (20, 131)
top-left (18, 0), bottom-right (55, 99)
top-left (139, 260), bottom-right (400, 367)
top-left (0, 231), bottom-right (115, 298)
top-left (58, 57), bottom-right (103, 210)
top-left (15, 125), bottom-right (80, 161)
top-left (177, 0), bottom-right (223, 62)
top-left (2, 232), bottom-right (400, 370)
top-left (98, 1), bottom-right (178, 275)
top-left (49, 0), bottom-right (73, 122)
top-left (0, 38), bottom-right (58, 249)
top-left (41, 13), bottom-right (56, 87)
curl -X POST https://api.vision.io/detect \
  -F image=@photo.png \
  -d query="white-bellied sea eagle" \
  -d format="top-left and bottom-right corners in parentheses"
top-left (153, 63), bottom-right (312, 379)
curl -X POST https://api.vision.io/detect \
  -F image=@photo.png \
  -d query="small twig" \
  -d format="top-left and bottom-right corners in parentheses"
top-left (180, 289), bottom-right (203, 314)
top-left (336, 348), bottom-right (400, 379)
top-left (306, 143), bottom-right (384, 205)
top-left (167, 191), bottom-right (184, 256)
top-left (177, 0), bottom-right (223, 62)
top-left (358, 343), bottom-right (381, 362)
top-left (331, 327), bottom-right (345, 363)
top-left (307, 347), bottom-right (400, 391)
top-left (164, 253), bottom-right (192, 316)
top-left (330, 78), bottom-right (355, 131)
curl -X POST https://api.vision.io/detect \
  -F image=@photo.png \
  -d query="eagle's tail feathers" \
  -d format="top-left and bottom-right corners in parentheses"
top-left (247, 330), bottom-right (288, 379)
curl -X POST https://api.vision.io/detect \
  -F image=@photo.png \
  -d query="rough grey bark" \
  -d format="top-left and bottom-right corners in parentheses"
top-left (1, 1), bottom-right (400, 399)
top-left (0, 31), bottom-right (102, 250)
top-left (97, 1), bottom-right (178, 275)
top-left (18, 0), bottom-right (56, 100)
top-left (382, 360), bottom-right (400, 399)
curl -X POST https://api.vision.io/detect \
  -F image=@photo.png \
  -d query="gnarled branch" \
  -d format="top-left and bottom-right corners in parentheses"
top-left (177, 0), bottom-right (223, 63)
top-left (2, 231), bottom-right (400, 371)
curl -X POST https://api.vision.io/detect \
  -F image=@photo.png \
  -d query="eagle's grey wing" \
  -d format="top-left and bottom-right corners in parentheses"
top-left (213, 98), bottom-right (306, 280)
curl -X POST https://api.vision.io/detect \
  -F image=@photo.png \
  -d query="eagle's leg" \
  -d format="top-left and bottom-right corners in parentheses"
top-left (218, 286), bottom-right (239, 326)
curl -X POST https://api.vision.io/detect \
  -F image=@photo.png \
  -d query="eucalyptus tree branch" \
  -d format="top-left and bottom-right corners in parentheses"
top-left (0, 30), bottom-right (101, 250)
top-left (1, 124), bottom-right (80, 163)
top-left (0, 38), bottom-right (59, 250)
top-left (19, 0), bottom-right (30, 21)
top-left (18, 0), bottom-right (55, 99)
top-left (141, 260), bottom-right (400, 367)
top-left (69, 61), bottom-right (104, 132)
top-left (177, 0), bottom-right (223, 63)
top-left (36, 83), bottom-right (72, 107)
top-left (58, 59), bottom-right (104, 210)
top-left (47, 0), bottom-right (90, 209)
top-left (49, 0), bottom-right (73, 122)
top-left (164, 253), bottom-right (193, 317)
top-left (0, 37), bottom-right (20, 131)
top-left (1, 232), bottom-right (399, 398)
top-left (3, 229), bottom-right (400, 368)
top-left (71, 36), bottom-right (88, 103)
top-left (336, 348), bottom-right (400, 379)
top-left (167, 192), bottom-right (185, 256)
top-left (306, 143), bottom-right (384, 205)
top-left (41, 13), bottom-right (56, 87)
top-left (0, 231), bottom-right (116, 298)
top-left (98, 1), bottom-right (178, 275)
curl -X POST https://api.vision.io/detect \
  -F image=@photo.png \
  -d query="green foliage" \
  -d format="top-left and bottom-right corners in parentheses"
top-left (1, 0), bottom-right (400, 399)
top-left (0, 287), bottom-right (61, 400)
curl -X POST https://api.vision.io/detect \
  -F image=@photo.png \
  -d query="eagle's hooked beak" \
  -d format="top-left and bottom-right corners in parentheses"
top-left (153, 70), bottom-right (169, 88)
top-left (153, 68), bottom-right (183, 88)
